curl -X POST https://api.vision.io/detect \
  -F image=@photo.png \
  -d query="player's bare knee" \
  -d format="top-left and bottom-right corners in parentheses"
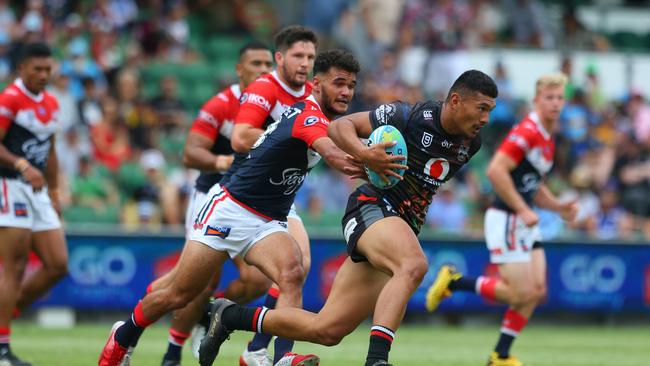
top-left (46, 261), bottom-right (68, 279)
top-left (168, 286), bottom-right (200, 309)
top-left (276, 262), bottom-right (305, 290)
top-left (534, 284), bottom-right (547, 303)
top-left (398, 257), bottom-right (429, 287)
top-left (511, 288), bottom-right (536, 307)
top-left (313, 326), bottom-right (346, 346)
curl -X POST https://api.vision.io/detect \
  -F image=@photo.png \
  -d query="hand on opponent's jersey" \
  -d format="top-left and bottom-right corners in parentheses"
top-left (358, 141), bottom-right (408, 185)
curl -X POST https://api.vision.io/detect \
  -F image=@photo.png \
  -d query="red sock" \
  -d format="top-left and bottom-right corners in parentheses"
top-left (476, 276), bottom-right (498, 301)
top-left (11, 308), bottom-right (20, 319)
top-left (168, 328), bottom-right (191, 346)
top-left (501, 309), bottom-right (528, 336)
top-left (213, 290), bottom-right (225, 299)
top-left (133, 301), bottom-right (155, 328)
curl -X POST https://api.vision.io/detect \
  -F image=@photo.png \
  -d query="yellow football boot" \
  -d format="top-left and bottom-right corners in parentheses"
top-left (486, 352), bottom-right (524, 366)
top-left (425, 265), bottom-right (461, 312)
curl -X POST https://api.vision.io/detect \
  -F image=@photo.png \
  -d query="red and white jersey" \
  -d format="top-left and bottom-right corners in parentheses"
top-left (493, 112), bottom-right (555, 211)
top-left (236, 70), bottom-right (313, 130)
top-left (220, 71), bottom-right (313, 186)
top-left (0, 79), bottom-right (60, 178)
top-left (189, 83), bottom-right (240, 193)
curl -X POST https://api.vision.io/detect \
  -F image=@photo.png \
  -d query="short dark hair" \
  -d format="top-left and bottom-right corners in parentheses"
top-left (313, 49), bottom-right (360, 75)
top-left (274, 25), bottom-right (318, 53)
top-left (239, 41), bottom-right (271, 60)
top-left (446, 70), bottom-right (498, 101)
top-left (19, 42), bottom-right (52, 64)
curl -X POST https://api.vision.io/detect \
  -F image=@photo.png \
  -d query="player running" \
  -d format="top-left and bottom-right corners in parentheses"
top-left (0, 43), bottom-right (68, 366)
top-left (99, 49), bottom-right (361, 366)
top-left (137, 41), bottom-right (273, 366)
top-left (227, 25), bottom-right (319, 366)
top-left (425, 73), bottom-right (578, 366)
top-left (199, 70), bottom-right (498, 366)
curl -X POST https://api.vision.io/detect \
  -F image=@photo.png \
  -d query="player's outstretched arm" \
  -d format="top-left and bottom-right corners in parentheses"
top-left (183, 132), bottom-right (233, 172)
top-left (486, 151), bottom-right (537, 226)
top-left (311, 137), bottom-right (364, 178)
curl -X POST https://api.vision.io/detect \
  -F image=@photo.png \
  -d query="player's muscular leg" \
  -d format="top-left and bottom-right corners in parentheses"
top-left (169, 267), bottom-right (223, 333)
top-left (497, 262), bottom-right (537, 317)
top-left (141, 240), bottom-right (229, 321)
top-left (0, 228), bottom-right (31, 326)
top-left (531, 248), bottom-right (547, 305)
top-left (16, 228), bottom-right (68, 310)
top-left (288, 217), bottom-right (311, 278)
top-left (259, 258), bottom-right (388, 345)
top-left (357, 217), bottom-right (429, 330)
top-left (244, 232), bottom-right (305, 309)
top-left (225, 256), bottom-right (270, 303)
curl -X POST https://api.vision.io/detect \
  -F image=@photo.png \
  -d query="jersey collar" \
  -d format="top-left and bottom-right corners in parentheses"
top-left (229, 83), bottom-right (241, 100)
top-left (270, 70), bottom-right (306, 98)
top-left (305, 94), bottom-right (322, 111)
top-left (529, 112), bottom-right (551, 139)
top-left (15, 78), bottom-right (44, 103)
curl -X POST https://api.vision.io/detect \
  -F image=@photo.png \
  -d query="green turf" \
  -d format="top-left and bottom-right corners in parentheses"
top-left (10, 321), bottom-right (650, 365)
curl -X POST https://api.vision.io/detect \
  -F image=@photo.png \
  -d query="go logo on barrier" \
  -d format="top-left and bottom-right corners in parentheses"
top-left (560, 254), bottom-right (626, 293)
top-left (69, 246), bottom-right (137, 286)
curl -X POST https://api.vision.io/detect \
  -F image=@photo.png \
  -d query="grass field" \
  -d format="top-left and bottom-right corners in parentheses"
top-left (10, 321), bottom-right (650, 365)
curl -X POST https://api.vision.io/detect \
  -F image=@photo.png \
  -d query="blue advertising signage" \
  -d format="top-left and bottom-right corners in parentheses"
top-left (31, 234), bottom-right (650, 313)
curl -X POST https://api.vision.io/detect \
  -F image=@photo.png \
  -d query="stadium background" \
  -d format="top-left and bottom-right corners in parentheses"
top-left (2, 0), bottom-right (650, 365)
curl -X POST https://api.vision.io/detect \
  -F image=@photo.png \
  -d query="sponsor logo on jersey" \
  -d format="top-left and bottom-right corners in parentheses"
top-left (304, 115), bottom-right (319, 126)
top-left (422, 110), bottom-right (433, 120)
top-left (37, 106), bottom-right (46, 116)
top-left (278, 221), bottom-right (288, 229)
top-left (204, 225), bottom-right (231, 238)
top-left (457, 144), bottom-right (470, 162)
top-left (269, 168), bottom-right (306, 195)
top-left (374, 103), bottom-right (396, 125)
top-left (22, 138), bottom-right (51, 165)
top-left (240, 92), bottom-right (271, 111)
top-left (14, 202), bottom-right (28, 217)
top-left (441, 139), bottom-right (453, 149)
top-left (424, 158), bottom-right (450, 180)
top-left (421, 132), bottom-right (433, 147)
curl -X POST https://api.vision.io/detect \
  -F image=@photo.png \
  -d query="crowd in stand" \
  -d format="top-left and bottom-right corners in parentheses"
top-left (1, 0), bottom-right (648, 240)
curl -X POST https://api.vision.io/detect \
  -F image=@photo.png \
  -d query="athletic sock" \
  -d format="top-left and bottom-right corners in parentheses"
top-left (248, 288), bottom-right (279, 351)
top-left (448, 276), bottom-right (478, 292)
top-left (222, 304), bottom-right (266, 332)
top-left (475, 276), bottom-right (498, 301)
top-left (0, 327), bottom-right (9, 356)
top-left (115, 301), bottom-right (154, 348)
top-left (273, 337), bottom-right (295, 363)
top-left (164, 328), bottom-right (190, 360)
top-left (365, 325), bottom-right (394, 366)
top-left (494, 309), bottom-right (528, 358)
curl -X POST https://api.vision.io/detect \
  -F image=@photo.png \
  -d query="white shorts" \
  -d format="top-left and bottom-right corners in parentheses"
top-left (0, 178), bottom-right (61, 232)
top-left (484, 207), bottom-right (542, 264)
top-left (188, 185), bottom-right (288, 258)
top-left (185, 187), bottom-right (209, 239)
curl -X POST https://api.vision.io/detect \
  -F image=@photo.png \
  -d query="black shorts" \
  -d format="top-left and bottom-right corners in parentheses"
top-left (341, 186), bottom-right (401, 263)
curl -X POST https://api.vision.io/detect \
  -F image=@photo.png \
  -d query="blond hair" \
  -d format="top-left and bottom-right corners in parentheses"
top-left (535, 72), bottom-right (568, 96)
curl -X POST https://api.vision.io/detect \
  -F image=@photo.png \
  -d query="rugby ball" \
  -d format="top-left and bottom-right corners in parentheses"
top-left (365, 125), bottom-right (408, 189)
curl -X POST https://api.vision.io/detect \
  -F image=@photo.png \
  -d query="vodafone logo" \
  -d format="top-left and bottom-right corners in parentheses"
top-left (424, 158), bottom-right (450, 180)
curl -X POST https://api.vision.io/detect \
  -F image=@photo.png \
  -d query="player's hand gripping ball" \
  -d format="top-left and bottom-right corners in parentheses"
top-left (365, 125), bottom-right (408, 189)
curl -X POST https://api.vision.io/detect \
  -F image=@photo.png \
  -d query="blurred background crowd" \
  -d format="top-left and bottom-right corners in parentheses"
top-left (2, 0), bottom-right (649, 241)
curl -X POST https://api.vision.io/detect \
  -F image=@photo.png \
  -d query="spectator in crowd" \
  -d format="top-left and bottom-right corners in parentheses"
top-left (59, 38), bottom-right (106, 99)
top-left (78, 76), bottom-right (104, 126)
top-left (628, 90), bottom-right (650, 143)
top-left (614, 133), bottom-right (650, 239)
top-left (91, 95), bottom-right (132, 171)
top-left (148, 75), bottom-right (187, 134)
top-left (426, 183), bottom-right (468, 235)
top-left (591, 182), bottom-right (633, 240)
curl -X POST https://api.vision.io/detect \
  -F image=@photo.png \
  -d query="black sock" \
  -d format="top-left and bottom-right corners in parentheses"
top-left (164, 343), bottom-right (182, 360)
top-left (494, 332), bottom-right (515, 358)
top-left (114, 316), bottom-right (144, 348)
top-left (0, 343), bottom-right (8, 354)
top-left (448, 276), bottom-right (477, 292)
top-left (249, 290), bottom-right (279, 351)
top-left (273, 337), bottom-right (295, 363)
top-left (365, 325), bottom-right (394, 366)
top-left (222, 304), bottom-right (266, 332)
